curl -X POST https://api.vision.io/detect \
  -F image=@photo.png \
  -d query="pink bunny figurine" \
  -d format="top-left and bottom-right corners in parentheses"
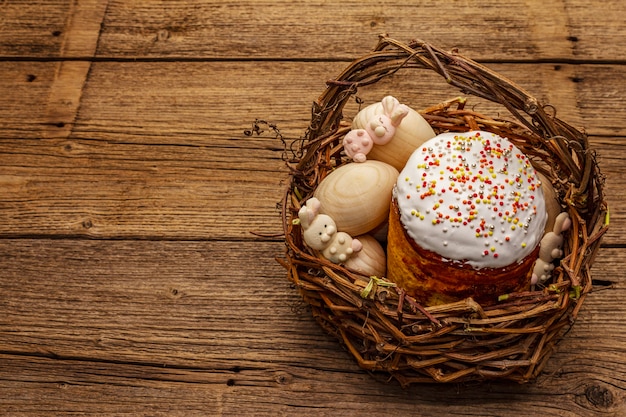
top-left (343, 129), bottom-right (373, 163)
top-left (343, 96), bottom-right (410, 162)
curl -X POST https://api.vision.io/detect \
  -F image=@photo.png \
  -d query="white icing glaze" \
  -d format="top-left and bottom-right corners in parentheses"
top-left (395, 130), bottom-right (547, 268)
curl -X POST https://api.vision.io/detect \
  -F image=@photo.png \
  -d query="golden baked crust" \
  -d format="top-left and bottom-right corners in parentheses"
top-left (387, 200), bottom-right (538, 306)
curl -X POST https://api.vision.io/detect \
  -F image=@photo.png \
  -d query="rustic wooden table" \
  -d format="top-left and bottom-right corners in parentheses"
top-left (1, 1), bottom-right (624, 415)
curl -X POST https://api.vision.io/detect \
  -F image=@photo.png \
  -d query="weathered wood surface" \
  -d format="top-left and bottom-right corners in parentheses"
top-left (2, 0), bottom-right (625, 61)
top-left (0, 240), bottom-right (623, 416)
top-left (0, 1), bottom-right (624, 416)
top-left (1, 61), bottom-right (624, 241)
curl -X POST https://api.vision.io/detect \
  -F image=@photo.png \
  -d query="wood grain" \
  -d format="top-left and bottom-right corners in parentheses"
top-left (0, 239), bottom-right (623, 415)
top-left (0, 353), bottom-right (623, 416)
top-left (3, 61), bottom-right (625, 137)
top-left (0, 60), bottom-right (624, 241)
top-left (42, 0), bottom-right (108, 139)
top-left (2, 1), bottom-right (626, 61)
top-left (0, 133), bottom-right (621, 241)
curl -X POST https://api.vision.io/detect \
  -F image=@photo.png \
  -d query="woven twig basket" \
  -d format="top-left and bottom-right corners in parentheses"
top-left (279, 35), bottom-right (609, 385)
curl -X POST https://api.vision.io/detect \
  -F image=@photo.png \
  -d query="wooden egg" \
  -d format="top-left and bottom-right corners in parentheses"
top-left (344, 234), bottom-right (386, 277)
top-left (538, 172), bottom-right (562, 234)
top-left (314, 160), bottom-right (398, 236)
top-left (352, 101), bottom-right (436, 171)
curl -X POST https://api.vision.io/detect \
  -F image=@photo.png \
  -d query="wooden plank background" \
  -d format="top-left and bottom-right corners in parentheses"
top-left (0, 1), bottom-right (624, 415)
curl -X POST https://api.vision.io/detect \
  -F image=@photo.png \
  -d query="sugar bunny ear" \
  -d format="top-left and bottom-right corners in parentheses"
top-left (380, 95), bottom-right (409, 126)
top-left (380, 96), bottom-right (400, 116)
top-left (389, 104), bottom-right (410, 126)
top-left (553, 212), bottom-right (571, 234)
top-left (298, 197), bottom-right (322, 229)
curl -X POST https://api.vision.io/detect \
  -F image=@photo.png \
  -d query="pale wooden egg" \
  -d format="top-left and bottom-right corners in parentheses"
top-left (314, 160), bottom-right (399, 236)
top-left (352, 101), bottom-right (436, 171)
top-left (538, 172), bottom-right (562, 234)
top-left (344, 234), bottom-right (386, 277)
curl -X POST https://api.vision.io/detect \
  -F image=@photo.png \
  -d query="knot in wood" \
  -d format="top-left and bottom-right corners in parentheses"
top-left (155, 29), bottom-right (170, 42)
top-left (585, 384), bottom-right (615, 409)
top-left (274, 371), bottom-right (292, 385)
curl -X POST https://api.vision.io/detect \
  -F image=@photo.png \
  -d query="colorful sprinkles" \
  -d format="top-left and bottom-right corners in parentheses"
top-left (396, 131), bottom-right (547, 268)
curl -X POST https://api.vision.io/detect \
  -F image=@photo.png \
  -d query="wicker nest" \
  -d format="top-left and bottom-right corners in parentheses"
top-left (278, 35), bottom-right (609, 385)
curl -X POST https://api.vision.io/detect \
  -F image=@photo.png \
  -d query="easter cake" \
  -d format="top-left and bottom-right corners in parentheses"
top-left (387, 130), bottom-right (548, 305)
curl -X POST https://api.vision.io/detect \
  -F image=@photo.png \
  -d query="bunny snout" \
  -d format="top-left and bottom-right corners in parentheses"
top-left (320, 224), bottom-right (337, 242)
